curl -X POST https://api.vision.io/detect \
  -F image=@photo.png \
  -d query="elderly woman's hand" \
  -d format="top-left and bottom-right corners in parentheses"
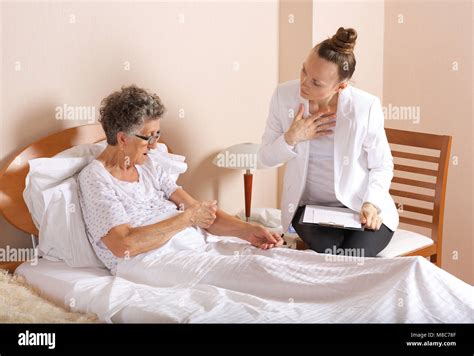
top-left (359, 202), bottom-right (383, 230)
top-left (243, 223), bottom-right (284, 250)
top-left (184, 200), bottom-right (217, 229)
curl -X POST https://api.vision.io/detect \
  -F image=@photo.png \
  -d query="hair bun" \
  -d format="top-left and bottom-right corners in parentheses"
top-left (330, 27), bottom-right (357, 54)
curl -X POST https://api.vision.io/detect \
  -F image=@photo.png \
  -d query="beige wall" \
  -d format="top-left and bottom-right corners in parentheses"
top-left (383, 0), bottom-right (473, 284)
top-left (313, 0), bottom-right (385, 98)
top-left (0, 1), bottom-right (278, 248)
top-left (277, 0), bottom-right (314, 205)
top-left (1, 1), bottom-right (472, 285)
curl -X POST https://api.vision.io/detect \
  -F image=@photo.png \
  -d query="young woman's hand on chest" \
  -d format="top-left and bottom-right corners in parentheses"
top-left (284, 103), bottom-right (337, 146)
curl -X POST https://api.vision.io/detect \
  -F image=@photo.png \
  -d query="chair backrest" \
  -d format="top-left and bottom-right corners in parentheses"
top-left (385, 128), bottom-right (452, 258)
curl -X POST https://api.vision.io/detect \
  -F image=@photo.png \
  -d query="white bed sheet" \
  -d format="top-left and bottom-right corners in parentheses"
top-left (15, 259), bottom-right (112, 315)
top-left (15, 232), bottom-right (474, 324)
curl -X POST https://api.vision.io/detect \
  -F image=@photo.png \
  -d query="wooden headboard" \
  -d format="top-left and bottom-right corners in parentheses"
top-left (0, 124), bottom-right (170, 237)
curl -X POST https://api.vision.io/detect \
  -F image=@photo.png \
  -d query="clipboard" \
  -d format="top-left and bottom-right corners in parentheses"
top-left (298, 205), bottom-right (365, 231)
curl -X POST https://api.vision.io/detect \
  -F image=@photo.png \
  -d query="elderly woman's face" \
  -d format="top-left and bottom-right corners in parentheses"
top-left (120, 119), bottom-right (161, 166)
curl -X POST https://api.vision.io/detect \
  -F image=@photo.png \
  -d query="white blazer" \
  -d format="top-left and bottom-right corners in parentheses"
top-left (258, 79), bottom-right (399, 232)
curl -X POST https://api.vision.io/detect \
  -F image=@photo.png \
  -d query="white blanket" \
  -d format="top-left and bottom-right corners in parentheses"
top-left (67, 228), bottom-right (473, 323)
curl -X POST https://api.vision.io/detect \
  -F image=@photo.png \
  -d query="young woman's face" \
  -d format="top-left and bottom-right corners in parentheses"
top-left (300, 50), bottom-right (343, 102)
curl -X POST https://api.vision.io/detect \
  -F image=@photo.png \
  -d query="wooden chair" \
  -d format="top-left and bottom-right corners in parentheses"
top-left (384, 128), bottom-right (452, 267)
top-left (295, 128), bottom-right (452, 268)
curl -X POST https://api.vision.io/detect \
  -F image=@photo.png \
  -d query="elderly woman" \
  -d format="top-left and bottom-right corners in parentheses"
top-left (78, 85), bottom-right (282, 274)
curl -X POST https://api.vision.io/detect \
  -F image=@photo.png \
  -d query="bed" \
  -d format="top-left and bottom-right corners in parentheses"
top-left (0, 124), bottom-right (472, 323)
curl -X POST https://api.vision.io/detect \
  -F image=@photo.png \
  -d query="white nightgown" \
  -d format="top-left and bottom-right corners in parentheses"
top-left (77, 157), bottom-right (181, 273)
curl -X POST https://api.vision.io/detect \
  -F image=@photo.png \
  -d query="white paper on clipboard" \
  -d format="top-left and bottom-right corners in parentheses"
top-left (302, 205), bottom-right (363, 230)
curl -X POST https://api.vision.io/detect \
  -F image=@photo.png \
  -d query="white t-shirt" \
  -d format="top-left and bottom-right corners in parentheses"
top-left (77, 158), bottom-right (181, 273)
top-left (299, 134), bottom-right (345, 208)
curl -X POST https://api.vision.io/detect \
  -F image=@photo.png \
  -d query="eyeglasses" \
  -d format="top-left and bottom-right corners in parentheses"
top-left (134, 131), bottom-right (161, 145)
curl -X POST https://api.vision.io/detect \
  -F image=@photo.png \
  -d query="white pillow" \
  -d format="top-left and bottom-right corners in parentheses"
top-left (24, 156), bottom-right (97, 229)
top-left (23, 140), bottom-right (107, 229)
top-left (38, 177), bottom-right (105, 267)
top-left (23, 140), bottom-right (187, 268)
top-left (147, 145), bottom-right (187, 182)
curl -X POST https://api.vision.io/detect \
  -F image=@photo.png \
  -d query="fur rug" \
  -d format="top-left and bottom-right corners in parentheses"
top-left (0, 269), bottom-right (97, 323)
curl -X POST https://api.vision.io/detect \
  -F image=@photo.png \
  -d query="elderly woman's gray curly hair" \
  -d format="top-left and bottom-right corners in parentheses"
top-left (99, 85), bottom-right (165, 145)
